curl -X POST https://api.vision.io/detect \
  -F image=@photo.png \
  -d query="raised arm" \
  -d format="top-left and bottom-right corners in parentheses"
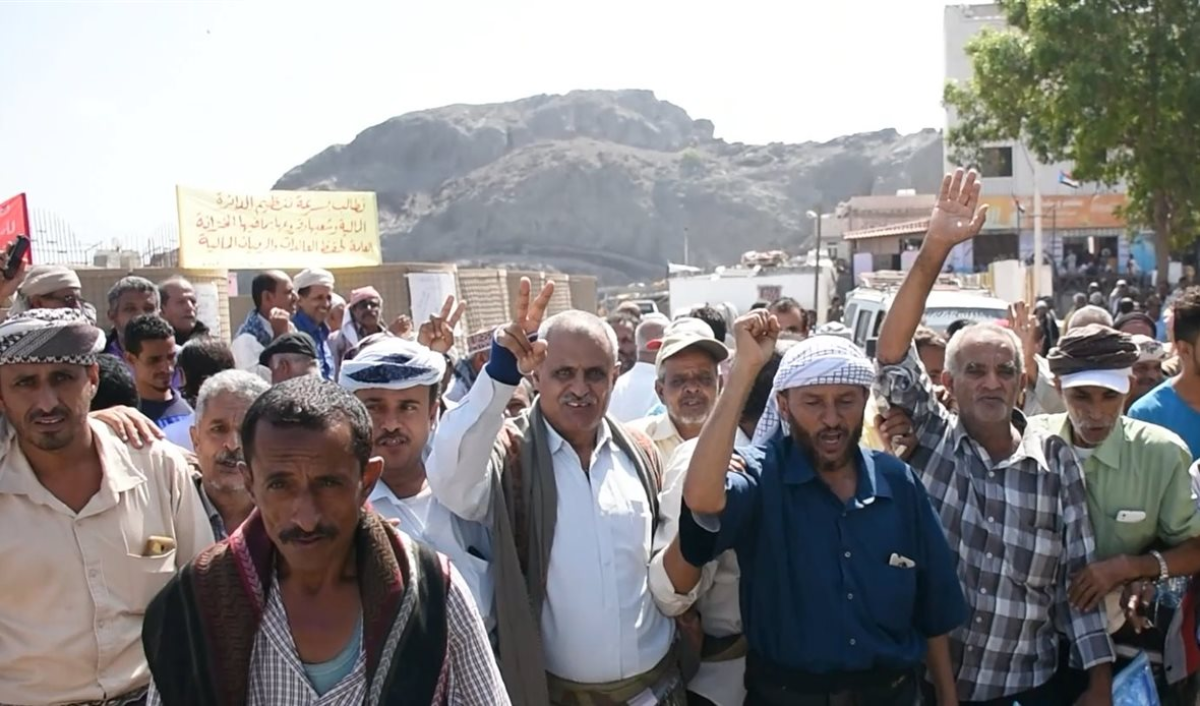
top-left (877, 168), bottom-right (988, 365)
top-left (426, 278), bottom-right (553, 523)
top-left (682, 311), bottom-right (778, 515)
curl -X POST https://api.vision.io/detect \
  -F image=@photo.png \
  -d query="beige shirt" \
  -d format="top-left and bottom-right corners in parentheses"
top-left (0, 419), bottom-right (214, 705)
top-left (628, 413), bottom-right (686, 466)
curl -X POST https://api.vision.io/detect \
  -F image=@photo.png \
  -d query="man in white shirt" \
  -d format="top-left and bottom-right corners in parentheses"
top-left (629, 323), bottom-right (728, 463)
top-left (339, 335), bottom-right (494, 632)
top-left (231, 270), bottom-right (297, 382)
top-left (609, 314), bottom-right (669, 422)
top-left (429, 279), bottom-right (684, 705)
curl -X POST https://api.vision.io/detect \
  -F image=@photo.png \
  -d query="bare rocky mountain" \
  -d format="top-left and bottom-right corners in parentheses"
top-left (275, 89), bottom-right (944, 283)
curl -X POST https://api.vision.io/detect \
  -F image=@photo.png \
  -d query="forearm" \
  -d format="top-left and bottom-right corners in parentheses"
top-left (924, 635), bottom-right (957, 704)
top-left (877, 241), bottom-right (953, 364)
top-left (682, 363), bottom-right (756, 514)
top-left (1085, 662), bottom-right (1113, 698)
top-left (663, 538), bottom-right (704, 593)
top-left (1145, 537), bottom-right (1200, 578)
top-left (427, 371), bottom-right (512, 522)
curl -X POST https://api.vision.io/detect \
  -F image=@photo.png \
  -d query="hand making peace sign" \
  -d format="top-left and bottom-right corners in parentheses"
top-left (497, 277), bottom-right (555, 375)
top-left (418, 295), bottom-right (467, 354)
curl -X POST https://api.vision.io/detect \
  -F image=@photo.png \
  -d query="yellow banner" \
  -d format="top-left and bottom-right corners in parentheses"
top-left (176, 186), bottom-right (382, 269)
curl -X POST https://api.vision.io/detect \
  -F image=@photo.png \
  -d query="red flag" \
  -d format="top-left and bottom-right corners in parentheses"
top-left (0, 193), bottom-right (31, 262)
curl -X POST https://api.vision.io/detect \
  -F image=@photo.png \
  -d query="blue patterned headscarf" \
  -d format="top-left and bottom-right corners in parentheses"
top-left (338, 337), bottom-right (445, 391)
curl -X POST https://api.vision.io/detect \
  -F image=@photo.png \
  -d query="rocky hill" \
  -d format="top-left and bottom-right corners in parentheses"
top-left (275, 90), bottom-right (944, 283)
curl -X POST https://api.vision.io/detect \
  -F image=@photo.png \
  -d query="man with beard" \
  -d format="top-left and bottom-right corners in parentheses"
top-left (1130, 287), bottom-right (1200, 457)
top-left (189, 369), bottom-right (268, 540)
top-left (429, 279), bottom-right (683, 705)
top-left (1029, 326), bottom-right (1200, 699)
top-left (158, 276), bottom-right (209, 345)
top-left (0, 308), bottom-right (213, 706)
top-left (339, 336), bottom-right (494, 630)
top-left (292, 268), bottom-right (337, 380)
top-left (876, 169), bottom-right (1114, 705)
top-left (680, 315), bottom-right (966, 705)
top-left (1128, 334), bottom-right (1167, 410)
top-left (630, 323), bottom-right (728, 463)
top-left (142, 376), bottom-right (507, 705)
top-left (10, 264), bottom-right (84, 314)
top-left (232, 270), bottom-right (297, 382)
top-left (125, 314), bottom-right (193, 430)
top-left (332, 286), bottom-right (385, 372)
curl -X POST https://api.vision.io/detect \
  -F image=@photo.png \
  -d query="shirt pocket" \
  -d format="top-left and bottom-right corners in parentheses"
top-left (1003, 526), bottom-right (1061, 592)
top-left (112, 549), bottom-right (178, 612)
top-left (870, 564), bottom-right (919, 636)
top-left (1109, 511), bottom-right (1154, 550)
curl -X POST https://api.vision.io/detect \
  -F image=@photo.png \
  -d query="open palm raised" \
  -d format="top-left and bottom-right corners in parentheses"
top-left (927, 168), bottom-right (989, 249)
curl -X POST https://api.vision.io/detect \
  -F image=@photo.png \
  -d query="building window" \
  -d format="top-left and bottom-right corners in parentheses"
top-left (979, 147), bottom-right (1014, 178)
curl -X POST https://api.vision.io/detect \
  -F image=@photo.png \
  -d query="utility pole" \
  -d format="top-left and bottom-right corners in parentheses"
top-left (807, 207), bottom-right (823, 314)
top-left (684, 226), bottom-right (690, 267)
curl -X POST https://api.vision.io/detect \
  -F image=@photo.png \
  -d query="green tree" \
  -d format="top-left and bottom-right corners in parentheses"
top-left (944, 0), bottom-right (1200, 278)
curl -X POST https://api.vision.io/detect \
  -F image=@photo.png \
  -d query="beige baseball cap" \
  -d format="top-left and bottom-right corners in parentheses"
top-left (654, 324), bottom-right (729, 375)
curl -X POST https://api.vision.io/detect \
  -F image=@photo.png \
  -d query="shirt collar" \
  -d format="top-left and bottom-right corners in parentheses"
top-left (0, 419), bottom-right (145, 502)
top-left (1055, 414), bottom-right (1126, 470)
top-left (543, 416), bottom-right (612, 457)
top-left (292, 310), bottom-right (329, 337)
top-left (776, 436), bottom-right (892, 502)
top-left (647, 413), bottom-right (682, 443)
top-left (193, 472), bottom-right (227, 537)
top-left (952, 408), bottom-right (1054, 473)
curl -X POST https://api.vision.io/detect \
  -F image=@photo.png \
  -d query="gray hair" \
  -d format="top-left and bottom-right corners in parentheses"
top-left (635, 316), bottom-right (668, 352)
top-left (194, 369), bottom-right (269, 422)
top-left (1066, 305), bottom-right (1114, 331)
top-left (945, 322), bottom-right (1024, 379)
top-left (539, 310), bottom-right (620, 366)
top-left (107, 276), bottom-right (158, 312)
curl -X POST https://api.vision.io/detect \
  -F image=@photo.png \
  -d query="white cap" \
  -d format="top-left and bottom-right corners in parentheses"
top-left (294, 268), bottom-right (335, 290)
top-left (1059, 368), bottom-right (1133, 394)
top-left (1130, 334), bottom-right (1167, 363)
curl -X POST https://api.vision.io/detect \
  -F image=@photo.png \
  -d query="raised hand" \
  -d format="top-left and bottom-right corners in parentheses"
top-left (418, 295), bottom-right (467, 354)
top-left (389, 314), bottom-right (414, 338)
top-left (268, 308), bottom-right (293, 338)
top-left (731, 310), bottom-right (780, 372)
top-left (1007, 301), bottom-right (1040, 386)
top-left (0, 244), bottom-right (28, 304)
top-left (927, 168), bottom-right (988, 249)
top-left (496, 277), bottom-right (555, 375)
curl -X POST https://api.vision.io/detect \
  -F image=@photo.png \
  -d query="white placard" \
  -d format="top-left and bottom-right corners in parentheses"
top-left (194, 282), bottom-right (221, 338)
top-left (406, 271), bottom-right (458, 327)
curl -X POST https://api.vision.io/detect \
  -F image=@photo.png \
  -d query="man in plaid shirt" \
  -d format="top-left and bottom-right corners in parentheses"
top-left (874, 169), bottom-right (1115, 705)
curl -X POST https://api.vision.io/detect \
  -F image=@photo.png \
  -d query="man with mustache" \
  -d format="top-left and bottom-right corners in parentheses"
top-left (188, 369), bottom-right (268, 541)
top-left (1127, 334), bottom-right (1167, 410)
top-left (0, 308), bottom-right (213, 706)
top-left (680, 317), bottom-right (966, 705)
top-left (1030, 325), bottom-right (1200, 698)
top-left (332, 286), bottom-right (385, 372)
top-left (143, 376), bottom-right (507, 705)
top-left (158, 276), bottom-right (209, 346)
top-left (339, 335), bottom-right (494, 631)
top-left (875, 169), bottom-right (1114, 705)
top-left (630, 318), bottom-right (728, 463)
top-left (429, 279), bottom-right (684, 705)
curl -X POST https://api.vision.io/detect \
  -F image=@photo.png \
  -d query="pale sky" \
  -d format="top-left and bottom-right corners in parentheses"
top-left (0, 0), bottom-right (953, 253)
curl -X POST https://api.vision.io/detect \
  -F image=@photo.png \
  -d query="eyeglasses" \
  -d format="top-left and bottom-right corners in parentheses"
top-left (40, 292), bottom-right (83, 308)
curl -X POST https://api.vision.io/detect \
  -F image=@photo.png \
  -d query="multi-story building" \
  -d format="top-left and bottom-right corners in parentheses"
top-left (943, 3), bottom-right (1141, 282)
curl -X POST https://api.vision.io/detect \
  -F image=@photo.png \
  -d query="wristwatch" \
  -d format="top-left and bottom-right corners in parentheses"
top-left (1149, 550), bottom-right (1169, 581)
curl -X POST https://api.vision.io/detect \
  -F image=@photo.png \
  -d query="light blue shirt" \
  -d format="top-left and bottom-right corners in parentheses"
top-left (1128, 380), bottom-right (1200, 458)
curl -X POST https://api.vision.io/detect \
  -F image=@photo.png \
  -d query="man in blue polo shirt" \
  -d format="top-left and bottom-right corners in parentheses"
top-left (680, 311), bottom-right (967, 705)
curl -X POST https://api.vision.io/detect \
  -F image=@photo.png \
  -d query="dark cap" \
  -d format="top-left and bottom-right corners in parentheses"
top-left (259, 331), bottom-right (318, 367)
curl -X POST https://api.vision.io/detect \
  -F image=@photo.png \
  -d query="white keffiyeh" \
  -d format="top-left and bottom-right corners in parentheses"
top-left (338, 336), bottom-right (445, 391)
top-left (751, 335), bottom-right (874, 444)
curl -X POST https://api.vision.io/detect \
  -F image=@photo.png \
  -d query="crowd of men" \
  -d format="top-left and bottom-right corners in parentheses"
top-left (6, 168), bottom-right (1200, 706)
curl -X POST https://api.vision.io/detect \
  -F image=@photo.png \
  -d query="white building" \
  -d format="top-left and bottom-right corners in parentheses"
top-left (943, 3), bottom-right (1142, 280)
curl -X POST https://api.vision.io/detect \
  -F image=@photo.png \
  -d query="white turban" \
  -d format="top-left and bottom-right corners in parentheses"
top-left (339, 336), bottom-right (446, 392)
top-left (752, 335), bottom-right (875, 444)
top-left (19, 265), bottom-right (81, 297)
top-left (294, 268), bottom-right (335, 291)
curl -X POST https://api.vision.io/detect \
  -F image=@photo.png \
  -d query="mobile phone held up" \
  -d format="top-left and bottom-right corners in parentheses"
top-left (4, 235), bottom-right (30, 281)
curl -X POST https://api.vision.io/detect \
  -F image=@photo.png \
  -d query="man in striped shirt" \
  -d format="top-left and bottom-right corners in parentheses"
top-left (875, 169), bottom-right (1114, 705)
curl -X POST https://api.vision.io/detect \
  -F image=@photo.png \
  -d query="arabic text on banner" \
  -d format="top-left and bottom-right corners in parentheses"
top-left (176, 187), bottom-right (382, 269)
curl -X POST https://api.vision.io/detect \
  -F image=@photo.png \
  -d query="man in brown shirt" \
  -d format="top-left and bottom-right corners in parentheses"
top-left (0, 308), bottom-right (213, 705)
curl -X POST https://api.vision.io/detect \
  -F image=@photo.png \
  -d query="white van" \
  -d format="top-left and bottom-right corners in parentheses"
top-left (843, 284), bottom-right (1009, 355)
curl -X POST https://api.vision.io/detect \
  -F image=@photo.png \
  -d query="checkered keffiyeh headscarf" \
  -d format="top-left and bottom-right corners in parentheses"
top-left (751, 335), bottom-right (875, 444)
top-left (0, 308), bottom-right (106, 366)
